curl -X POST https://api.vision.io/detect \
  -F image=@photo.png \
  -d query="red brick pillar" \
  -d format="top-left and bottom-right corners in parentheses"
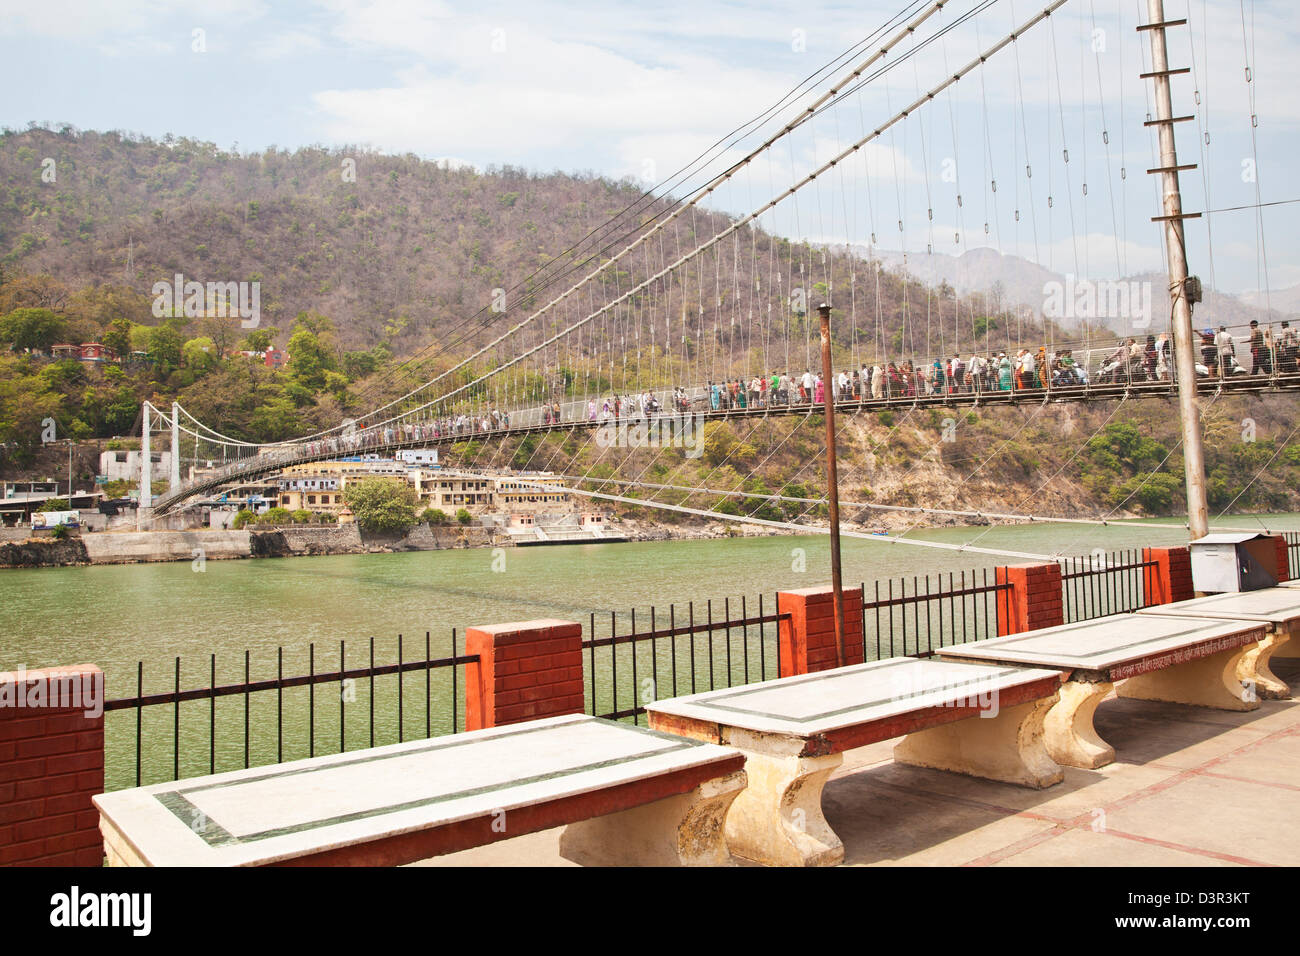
top-left (1142, 546), bottom-right (1194, 606)
top-left (1273, 535), bottom-right (1291, 583)
top-left (995, 563), bottom-right (1064, 636)
top-left (777, 586), bottom-right (865, 677)
top-left (0, 665), bottom-right (104, 866)
top-left (464, 620), bottom-right (584, 730)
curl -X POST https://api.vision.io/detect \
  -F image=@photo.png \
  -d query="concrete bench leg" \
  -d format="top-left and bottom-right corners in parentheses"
top-left (1238, 632), bottom-right (1291, 700)
top-left (893, 695), bottom-right (1064, 789)
top-left (558, 770), bottom-right (746, 866)
top-left (1044, 680), bottom-right (1116, 770)
top-left (101, 819), bottom-right (145, 867)
top-left (722, 751), bottom-right (844, 868)
top-left (1117, 644), bottom-right (1260, 711)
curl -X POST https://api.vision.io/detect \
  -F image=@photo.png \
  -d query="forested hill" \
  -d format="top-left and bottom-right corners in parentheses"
top-left (0, 125), bottom-right (663, 353)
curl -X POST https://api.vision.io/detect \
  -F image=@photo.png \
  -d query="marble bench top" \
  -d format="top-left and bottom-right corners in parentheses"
top-left (93, 713), bottom-right (742, 867)
top-left (645, 658), bottom-right (1062, 754)
top-left (939, 613), bottom-right (1266, 681)
top-left (1136, 587), bottom-right (1300, 626)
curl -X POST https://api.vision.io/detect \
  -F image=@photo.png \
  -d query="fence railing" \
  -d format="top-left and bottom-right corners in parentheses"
top-left (103, 633), bottom-right (476, 791)
top-left (583, 596), bottom-right (787, 725)
top-left (1286, 532), bottom-right (1300, 580)
top-left (1059, 549), bottom-right (1157, 623)
top-left (863, 569), bottom-right (1008, 660)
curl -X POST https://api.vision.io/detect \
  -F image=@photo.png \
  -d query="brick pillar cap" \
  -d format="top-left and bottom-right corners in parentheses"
top-left (467, 619), bottom-right (577, 635)
top-left (779, 585), bottom-right (856, 597)
top-left (0, 664), bottom-right (102, 684)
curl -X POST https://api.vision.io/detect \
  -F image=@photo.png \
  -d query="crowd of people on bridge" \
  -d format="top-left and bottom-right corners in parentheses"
top-left (282, 322), bottom-right (1300, 455)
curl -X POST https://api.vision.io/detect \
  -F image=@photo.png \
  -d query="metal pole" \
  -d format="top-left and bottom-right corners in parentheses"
top-left (1142, 0), bottom-right (1209, 540)
top-left (818, 304), bottom-right (846, 667)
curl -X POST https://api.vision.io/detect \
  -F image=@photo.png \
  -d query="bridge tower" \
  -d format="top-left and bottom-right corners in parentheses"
top-left (170, 402), bottom-right (181, 490)
top-left (137, 403), bottom-right (152, 530)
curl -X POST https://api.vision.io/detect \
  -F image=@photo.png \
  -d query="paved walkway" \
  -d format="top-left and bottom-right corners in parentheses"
top-left (415, 659), bottom-right (1300, 867)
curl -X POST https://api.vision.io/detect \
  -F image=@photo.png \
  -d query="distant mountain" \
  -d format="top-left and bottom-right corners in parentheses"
top-left (871, 246), bottom-right (1298, 333)
top-left (1239, 284), bottom-right (1300, 318)
top-left (870, 247), bottom-right (1060, 316)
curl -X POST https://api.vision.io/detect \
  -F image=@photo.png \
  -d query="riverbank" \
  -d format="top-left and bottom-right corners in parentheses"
top-left (0, 502), bottom-right (1155, 569)
top-left (0, 514), bottom-right (896, 568)
top-left (0, 523), bottom-right (513, 568)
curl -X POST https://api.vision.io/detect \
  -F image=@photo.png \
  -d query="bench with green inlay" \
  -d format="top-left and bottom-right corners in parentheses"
top-left (1145, 585), bottom-right (1300, 692)
top-left (93, 714), bottom-right (746, 867)
top-left (939, 613), bottom-right (1266, 770)
top-left (646, 657), bottom-right (1065, 867)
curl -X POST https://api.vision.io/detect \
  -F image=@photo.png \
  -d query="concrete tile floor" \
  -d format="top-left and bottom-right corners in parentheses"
top-left (415, 660), bottom-right (1300, 867)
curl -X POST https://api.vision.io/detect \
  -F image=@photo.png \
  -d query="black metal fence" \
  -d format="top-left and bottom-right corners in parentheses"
top-left (1286, 532), bottom-right (1300, 580)
top-left (583, 596), bottom-right (787, 725)
top-left (1059, 549), bottom-right (1157, 622)
top-left (863, 568), bottom-right (1008, 660)
top-left (103, 633), bottom-right (476, 791)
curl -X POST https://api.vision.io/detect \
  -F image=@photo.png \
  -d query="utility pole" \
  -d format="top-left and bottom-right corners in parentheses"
top-left (818, 304), bottom-right (846, 668)
top-left (1141, 0), bottom-right (1209, 540)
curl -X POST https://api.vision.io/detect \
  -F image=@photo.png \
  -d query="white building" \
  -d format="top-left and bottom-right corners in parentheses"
top-left (100, 449), bottom-right (172, 482)
top-left (397, 448), bottom-right (440, 465)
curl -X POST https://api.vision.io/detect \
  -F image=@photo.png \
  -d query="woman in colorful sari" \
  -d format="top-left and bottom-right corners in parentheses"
top-left (997, 354), bottom-right (1012, 390)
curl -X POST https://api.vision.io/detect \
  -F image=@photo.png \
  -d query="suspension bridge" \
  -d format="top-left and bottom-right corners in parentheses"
top-left (133, 0), bottom-right (1293, 558)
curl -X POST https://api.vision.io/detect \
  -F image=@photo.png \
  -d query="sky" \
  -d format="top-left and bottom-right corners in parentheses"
top-left (0, 0), bottom-right (1296, 295)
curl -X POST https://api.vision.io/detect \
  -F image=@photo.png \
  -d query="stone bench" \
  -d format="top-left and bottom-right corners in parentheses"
top-left (1135, 586), bottom-right (1300, 699)
top-left (646, 657), bottom-right (1064, 867)
top-left (939, 613), bottom-right (1266, 771)
top-left (93, 714), bottom-right (745, 867)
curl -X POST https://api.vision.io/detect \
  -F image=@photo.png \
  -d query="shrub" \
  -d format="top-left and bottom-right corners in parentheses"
top-left (343, 478), bottom-right (420, 534)
top-left (290, 509), bottom-right (314, 523)
top-left (231, 509), bottom-right (253, 529)
top-left (37, 498), bottom-right (70, 512)
top-left (456, 508), bottom-right (473, 525)
top-left (422, 508), bottom-right (450, 525)
top-left (259, 506), bottom-right (291, 524)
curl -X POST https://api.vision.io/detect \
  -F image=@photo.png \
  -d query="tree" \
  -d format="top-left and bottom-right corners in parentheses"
top-left (103, 318), bottom-right (133, 357)
top-left (241, 326), bottom-right (278, 354)
top-left (147, 321), bottom-right (184, 372)
top-left (287, 323), bottom-right (337, 391)
top-left (182, 336), bottom-right (217, 372)
top-left (422, 508), bottom-right (449, 525)
top-left (37, 498), bottom-right (70, 512)
top-left (456, 507), bottom-right (473, 525)
top-left (343, 478), bottom-right (419, 534)
top-left (0, 308), bottom-right (66, 352)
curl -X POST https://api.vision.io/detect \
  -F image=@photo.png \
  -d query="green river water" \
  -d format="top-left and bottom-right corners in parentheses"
top-left (3, 514), bottom-right (1297, 789)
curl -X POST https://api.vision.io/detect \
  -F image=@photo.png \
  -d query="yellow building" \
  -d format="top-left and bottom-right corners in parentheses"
top-left (493, 474), bottom-right (571, 512)
top-left (276, 459), bottom-right (409, 514)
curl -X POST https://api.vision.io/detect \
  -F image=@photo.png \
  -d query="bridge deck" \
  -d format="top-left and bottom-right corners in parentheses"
top-left (156, 373), bottom-right (1300, 512)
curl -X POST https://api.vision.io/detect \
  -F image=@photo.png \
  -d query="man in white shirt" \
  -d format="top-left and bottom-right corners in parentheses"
top-left (801, 370), bottom-right (814, 403)
top-left (1215, 326), bottom-right (1235, 376)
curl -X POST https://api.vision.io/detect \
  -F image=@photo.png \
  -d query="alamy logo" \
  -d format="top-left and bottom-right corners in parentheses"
top-left (0, 666), bottom-right (102, 719)
top-left (50, 886), bottom-right (151, 936)
top-left (152, 273), bottom-right (260, 327)
top-left (594, 414), bottom-right (706, 458)
top-left (1042, 275), bottom-right (1152, 329)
